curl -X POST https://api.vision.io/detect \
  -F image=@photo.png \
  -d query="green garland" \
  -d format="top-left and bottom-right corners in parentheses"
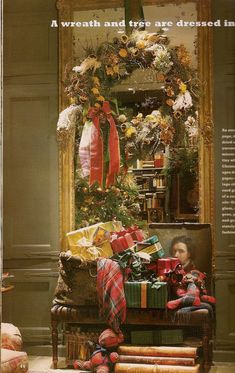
top-left (75, 171), bottom-right (142, 228)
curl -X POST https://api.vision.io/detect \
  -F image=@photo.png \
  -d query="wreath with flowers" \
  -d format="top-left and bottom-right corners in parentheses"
top-left (63, 29), bottom-right (199, 188)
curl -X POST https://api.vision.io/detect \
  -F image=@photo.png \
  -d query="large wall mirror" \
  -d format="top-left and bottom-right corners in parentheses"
top-left (56, 0), bottom-right (214, 250)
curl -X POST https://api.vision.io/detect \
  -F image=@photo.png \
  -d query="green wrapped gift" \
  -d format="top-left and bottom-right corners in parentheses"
top-left (145, 235), bottom-right (158, 245)
top-left (135, 235), bottom-right (164, 261)
top-left (124, 282), bottom-right (146, 308)
top-left (147, 282), bottom-right (168, 308)
top-left (153, 329), bottom-right (184, 345)
top-left (124, 281), bottom-right (168, 309)
top-left (131, 330), bottom-right (154, 345)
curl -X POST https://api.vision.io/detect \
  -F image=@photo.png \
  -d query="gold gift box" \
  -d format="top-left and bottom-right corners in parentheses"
top-left (67, 221), bottom-right (122, 259)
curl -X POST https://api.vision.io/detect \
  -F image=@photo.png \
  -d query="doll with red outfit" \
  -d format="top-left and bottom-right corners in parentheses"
top-left (164, 236), bottom-right (216, 310)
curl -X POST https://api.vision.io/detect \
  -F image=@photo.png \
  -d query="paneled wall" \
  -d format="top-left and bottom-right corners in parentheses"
top-left (3, 0), bottom-right (235, 362)
top-left (3, 0), bottom-right (59, 352)
top-left (213, 0), bottom-right (235, 362)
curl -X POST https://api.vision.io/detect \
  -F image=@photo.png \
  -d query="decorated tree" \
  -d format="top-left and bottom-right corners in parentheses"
top-left (75, 172), bottom-right (141, 228)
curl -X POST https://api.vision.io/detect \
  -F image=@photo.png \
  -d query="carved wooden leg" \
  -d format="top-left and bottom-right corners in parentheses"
top-left (51, 319), bottom-right (58, 369)
top-left (202, 323), bottom-right (211, 373)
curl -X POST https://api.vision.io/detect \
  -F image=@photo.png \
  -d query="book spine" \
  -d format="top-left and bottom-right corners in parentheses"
top-left (115, 363), bottom-right (200, 373)
top-left (119, 355), bottom-right (195, 366)
top-left (118, 346), bottom-right (197, 358)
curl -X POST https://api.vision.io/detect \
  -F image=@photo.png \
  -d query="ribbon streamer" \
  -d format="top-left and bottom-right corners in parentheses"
top-left (88, 101), bottom-right (120, 188)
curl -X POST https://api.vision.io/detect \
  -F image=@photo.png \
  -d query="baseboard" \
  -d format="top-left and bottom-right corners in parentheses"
top-left (213, 350), bottom-right (235, 363)
top-left (25, 344), bottom-right (66, 357)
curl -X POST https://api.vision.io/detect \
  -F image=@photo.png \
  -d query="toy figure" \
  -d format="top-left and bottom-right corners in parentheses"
top-left (73, 328), bottom-right (122, 372)
top-left (167, 236), bottom-right (216, 310)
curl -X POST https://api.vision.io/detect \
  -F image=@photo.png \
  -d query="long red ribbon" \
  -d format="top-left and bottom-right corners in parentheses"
top-left (88, 101), bottom-right (120, 187)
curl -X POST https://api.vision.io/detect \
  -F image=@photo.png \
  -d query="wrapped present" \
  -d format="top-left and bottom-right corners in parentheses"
top-left (131, 330), bottom-right (153, 345)
top-left (148, 282), bottom-right (168, 308)
top-left (67, 221), bottom-right (122, 246)
top-left (92, 226), bottom-right (110, 246)
top-left (67, 223), bottom-right (101, 247)
top-left (67, 222), bottom-right (121, 259)
top-left (111, 233), bottom-right (134, 254)
top-left (135, 235), bottom-right (164, 261)
top-left (154, 329), bottom-right (184, 345)
top-left (124, 281), bottom-right (168, 309)
top-left (112, 226), bottom-right (145, 243)
top-left (171, 257), bottom-right (181, 270)
top-left (131, 229), bottom-right (145, 242)
top-left (137, 242), bottom-right (164, 261)
top-left (157, 258), bottom-right (184, 280)
top-left (101, 221), bottom-right (122, 232)
top-left (70, 237), bottom-right (106, 260)
top-left (157, 258), bottom-right (172, 276)
top-left (144, 235), bottom-right (158, 245)
top-left (92, 226), bottom-right (113, 257)
top-left (111, 237), bottom-right (125, 254)
top-left (124, 233), bottom-right (135, 248)
top-left (146, 262), bottom-right (158, 275)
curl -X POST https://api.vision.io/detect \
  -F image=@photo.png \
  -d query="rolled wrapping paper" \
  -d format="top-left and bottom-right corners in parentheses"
top-left (114, 363), bottom-right (200, 373)
top-left (117, 346), bottom-right (197, 358)
top-left (118, 355), bottom-right (195, 366)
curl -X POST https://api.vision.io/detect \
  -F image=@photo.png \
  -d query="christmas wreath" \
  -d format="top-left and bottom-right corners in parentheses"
top-left (57, 29), bottom-right (199, 226)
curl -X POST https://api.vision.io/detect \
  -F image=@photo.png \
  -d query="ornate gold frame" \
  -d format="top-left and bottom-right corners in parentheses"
top-left (56, 0), bottom-right (214, 252)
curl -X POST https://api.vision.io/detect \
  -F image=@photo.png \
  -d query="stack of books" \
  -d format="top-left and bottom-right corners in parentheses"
top-left (115, 345), bottom-right (200, 372)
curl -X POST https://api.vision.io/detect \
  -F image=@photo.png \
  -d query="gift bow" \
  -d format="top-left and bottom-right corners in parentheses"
top-left (88, 101), bottom-right (120, 187)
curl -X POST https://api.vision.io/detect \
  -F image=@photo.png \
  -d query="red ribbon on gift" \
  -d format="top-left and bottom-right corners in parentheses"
top-left (88, 101), bottom-right (120, 187)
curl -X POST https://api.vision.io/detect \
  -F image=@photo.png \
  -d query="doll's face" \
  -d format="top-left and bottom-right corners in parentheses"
top-left (172, 242), bottom-right (190, 265)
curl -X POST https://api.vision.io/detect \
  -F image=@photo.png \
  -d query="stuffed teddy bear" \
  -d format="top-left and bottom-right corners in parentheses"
top-left (167, 269), bottom-right (216, 310)
top-left (73, 328), bottom-right (123, 372)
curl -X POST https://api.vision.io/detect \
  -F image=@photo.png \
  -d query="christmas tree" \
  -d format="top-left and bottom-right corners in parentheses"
top-left (75, 171), bottom-right (142, 228)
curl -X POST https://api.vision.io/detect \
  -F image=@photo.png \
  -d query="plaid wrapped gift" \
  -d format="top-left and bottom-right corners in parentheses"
top-left (124, 281), bottom-right (168, 309)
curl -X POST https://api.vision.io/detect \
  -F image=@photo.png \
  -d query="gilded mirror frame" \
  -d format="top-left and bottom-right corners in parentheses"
top-left (56, 0), bottom-right (214, 252)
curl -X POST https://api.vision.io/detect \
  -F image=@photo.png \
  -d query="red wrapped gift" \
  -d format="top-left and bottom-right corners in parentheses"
top-left (170, 257), bottom-right (181, 270)
top-left (146, 262), bottom-right (158, 275)
top-left (110, 230), bottom-right (126, 237)
top-left (157, 258), bottom-right (171, 276)
top-left (123, 233), bottom-right (134, 248)
top-left (131, 229), bottom-right (145, 242)
top-left (111, 235), bottom-right (130, 253)
top-left (111, 227), bottom-right (145, 243)
top-left (111, 238), bottom-right (124, 253)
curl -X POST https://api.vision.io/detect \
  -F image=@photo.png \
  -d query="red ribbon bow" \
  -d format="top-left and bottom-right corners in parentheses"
top-left (88, 101), bottom-right (120, 187)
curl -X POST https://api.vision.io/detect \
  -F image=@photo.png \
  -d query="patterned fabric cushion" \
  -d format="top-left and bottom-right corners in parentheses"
top-left (1, 323), bottom-right (22, 351)
top-left (1, 349), bottom-right (28, 373)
